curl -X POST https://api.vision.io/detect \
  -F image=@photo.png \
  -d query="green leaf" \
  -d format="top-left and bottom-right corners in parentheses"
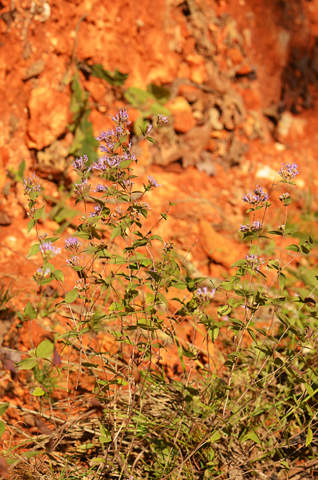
top-left (27, 243), bottom-right (40, 258)
top-left (18, 358), bottom-right (38, 370)
top-left (306, 427), bottom-right (313, 447)
top-left (276, 312), bottom-right (290, 326)
top-left (218, 305), bottom-right (232, 317)
top-left (124, 87), bottom-right (153, 106)
top-left (53, 270), bottom-right (64, 282)
top-left (33, 205), bottom-right (45, 220)
top-left (0, 421), bottom-right (5, 438)
top-left (149, 235), bottom-right (163, 243)
top-left (37, 276), bottom-right (54, 285)
top-left (182, 346), bottom-right (196, 359)
top-left (279, 273), bottom-right (286, 291)
top-left (65, 289), bottom-right (79, 304)
top-left (247, 328), bottom-right (257, 343)
top-left (27, 219), bottom-right (36, 234)
top-left (305, 383), bottom-right (314, 397)
top-left (119, 159), bottom-right (131, 168)
top-left (30, 387), bottom-right (45, 397)
top-left (209, 431), bottom-right (221, 443)
top-left (90, 64), bottom-right (128, 86)
top-left (99, 435), bottom-right (112, 444)
top-left (147, 83), bottom-right (171, 103)
top-left (208, 325), bottom-right (219, 343)
top-left (0, 402), bottom-right (9, 416)
top-left (285, 244), bottom-right (300, 252)
top-left (24, 301), bottom-right (37, 319)
top-left (110, 226), bottom-right (122, 241)
top-left (241, 431), bottom-right (261, 444)
top-left (36, 339), bottom-right (54, 359)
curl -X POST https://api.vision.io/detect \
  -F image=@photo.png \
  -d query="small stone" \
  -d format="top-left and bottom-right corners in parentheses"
top-left (228, 47), bottom-right (244, 66)
top-left (186, 53), bottom-right (208, 84)
top-left (209, 108), bottom-right (223, 131)
top-left (236, 61), bottom-right (254, 75)
top-left (167, 96), bottom-right (196, 133)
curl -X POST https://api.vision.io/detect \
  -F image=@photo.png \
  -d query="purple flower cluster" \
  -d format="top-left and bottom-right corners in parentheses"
top-left (246, 254), bottom-right (265, 270)
top-left (243, 185), bottom-right (269, 207)
top-left (74, 179), bottom-right (88, 196)
top-left (123, 179), bottom-right (135, 189)
top-left (157, 114), bottom-right (169, 126)
top-left (239, 220), bottom-right (263, 233)
top-left (113, 206), bottom-right (124, 217)
top-left (72, 155), bottom-right (89, 173)
top-left (279, 193), bottom-right (290, 201)
top-left (92, 151), bottom-right (136, 172)
top-left (89, 205), bottom-right (102, 217)
top-left (93, 184), bottom-right (108, 193)
top-left (66, 256), bottom-right (81, 267)
top-left (65, 237), bottom-right (82, 252)
top-left (196, 287), bottom-right (216, 302)
top-left (111, 109), bottom-right (131, 127)
top-left (34, 267), bottom-right (51, 280)
top-left (40, 242), bottom-right (61, 260)
top-left (23, 173), bottom-right (41, 196)
top-left (148, 175), bottom-right (161, 188)
top-left (278, 162), bottom-right (299, 182)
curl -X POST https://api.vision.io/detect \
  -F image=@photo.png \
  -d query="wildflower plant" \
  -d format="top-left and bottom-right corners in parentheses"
top-left (4, 116), bottom-right (318, 480)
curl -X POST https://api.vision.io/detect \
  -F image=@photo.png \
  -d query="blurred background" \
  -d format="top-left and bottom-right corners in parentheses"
top-left (1, 0), bottom-right (318, 290)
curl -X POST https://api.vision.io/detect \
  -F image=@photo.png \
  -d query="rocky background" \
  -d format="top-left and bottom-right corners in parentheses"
top-left (1, 0), bottom-right (318, 378)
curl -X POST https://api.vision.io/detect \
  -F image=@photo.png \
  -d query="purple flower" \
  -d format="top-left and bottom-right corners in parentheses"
top-left (72, 155), bottom-right (89, 173)
top-left (279, 193), bottom-right (290, 202)
top-left (197, 287), bottom-right (216, 302)
top-left (93, 184), bottom-right (108, 192)
top-left (111, 109), bottom-right (131, 127)
top-left (145, 124), bottom-right (152, 134)
top-left (34, 267), bottom-right (51, 280)
top-left (278, 163), bottom-right (299, 182)
top-left (243, 185), bottom-right (269, 207)
top-left (66, 256), bottom-right (81, 267)
top-left (113, 206), bottom-right (124, 217)
top-left (40, 242), bottom-right (61, 260)
top-left (239, 220), bottom-right (263, 233)
top-left (148, 175), bottom-right (161, 188)
top-left (23, 172), bottom-right (41, 196)
top-left (96, 129), bottom-right (116, 153)
top-left (123, 179), bottom-right (135, 189)
top-left (74, 179), bottom-right (88, 196)
top-left (89, 205), bottom-right (102, 217)
top-left (92, 156), bottom-right (121, 171)
top-left (65, 237), bottom-right (82, 252)
top-left (157, 114), bottom-right (169, 126)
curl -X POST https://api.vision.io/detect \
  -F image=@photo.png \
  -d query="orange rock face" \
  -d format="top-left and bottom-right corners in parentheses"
top-left (27, 87), bottom-right (71, 150)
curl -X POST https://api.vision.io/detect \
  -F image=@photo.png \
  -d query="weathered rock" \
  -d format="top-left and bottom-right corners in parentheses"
top-left (227, 47), bottom-right (244, 66)
top-left (199, 220), bottom-right (246, 268)
top-left (186, 53), bottom-right (208, 84)
top-left (167, 96), bottom-right (196, 133)
top-left (22, 59), bottom-right (46, 81)
top-left (275, 111), bottom-right (307, 144)
top-left (27, 87), bottom-right (70, 150)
